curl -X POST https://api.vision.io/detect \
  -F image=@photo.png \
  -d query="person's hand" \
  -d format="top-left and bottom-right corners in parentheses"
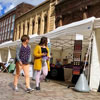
top-left (46, 56), bottom-right (50, 60)
top-left (42, 53), bottom-right (47, 56)
top-left (48, 56), bottom-right (51, 59)
top-left (47, 56), bottom-right (50, 60)
top-left (19, 61), bottom-right (23, 66)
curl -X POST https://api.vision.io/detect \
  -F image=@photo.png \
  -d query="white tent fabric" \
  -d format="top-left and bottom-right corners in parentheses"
top-left (33, 17), bottom-right (95, 39)
top-left (94, 18), bottom-right (100, 28)
top-left (0, 17), bottom-right (95, 49)
top-left (0, 34), bottom-right (38, 49)
top-left (0, 34), bottom-right (38, 63)
top-left (7, 48), bottom-right (12, 63)
top-left (0, 52), bottom-right (2, 62)
top-left (0, 40), bottom-right (13, 48)
top-left (0, 40), bottom-right (19, 49)
top-left (89, 19), bottom-right (100, 91)
top-left (29, 17), bottom-right (95, 50)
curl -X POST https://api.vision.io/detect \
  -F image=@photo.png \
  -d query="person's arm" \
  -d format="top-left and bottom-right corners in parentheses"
top-left (28, 45), bottom-right (32, 63)
top-left (16, 45), bottom-right (21, 62)
top-left (33, 45), bottom-right (43, 58)
top-left (47, 47), bottom-right (50, 58)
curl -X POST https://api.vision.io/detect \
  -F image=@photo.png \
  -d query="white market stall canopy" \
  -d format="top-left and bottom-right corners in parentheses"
top-left (0, 17), bottom-right (95, 50)
top-left (30, 17), bottom-right (95, 50)
top-left (0, 34), bottom-right (38, 49)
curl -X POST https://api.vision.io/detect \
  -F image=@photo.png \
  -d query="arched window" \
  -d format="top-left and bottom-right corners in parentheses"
top-left (44, 15), bottom-right (48, 34)
top-left (27, 22), bottom-right (29, 35)
top-left (23, 23), bottom-right (25, 35)
top-left (32, 20), bottom-right (35, 34)
top-left (38, 18), bottom-right (41, 35)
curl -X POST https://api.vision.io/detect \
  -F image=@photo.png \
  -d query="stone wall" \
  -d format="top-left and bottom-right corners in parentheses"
top-left (15, 3), bottom-right (34, 19)
top-left (55, 0), bottom-right (100, 27)
top-left (14, 0), bottom-right (58, 41)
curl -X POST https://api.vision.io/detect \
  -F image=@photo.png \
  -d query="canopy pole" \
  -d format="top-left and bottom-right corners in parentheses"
top-left (83, 33), bottom-right (93, 82)
top-left (0, 50), bottom-right (2, 62)
top-left (60, 47), bottom-right (63, 62)
top-left (83, 35), bottom-right (93, 71)
top-left (7, 48), bottom-right (12, 63)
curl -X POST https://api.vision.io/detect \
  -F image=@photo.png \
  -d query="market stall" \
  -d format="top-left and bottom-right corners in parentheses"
top-left (1, 17), bottom-right (100, 91)
top-left (29, 17), bottom-right (94, 82)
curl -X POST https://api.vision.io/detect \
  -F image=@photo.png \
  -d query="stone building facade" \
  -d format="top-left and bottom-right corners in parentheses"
top-left (55, 0), bottom-right (100, 27)
top-left (0, 2), bottom-right (34, 43)
top-left (14, 0), bottom-right (60, 40)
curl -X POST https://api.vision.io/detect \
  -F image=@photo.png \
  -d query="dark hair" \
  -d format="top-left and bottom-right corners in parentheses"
top-left (39, 37), bottom-right (47, 46)
top-left (21, 35), bottom-right (30, 42)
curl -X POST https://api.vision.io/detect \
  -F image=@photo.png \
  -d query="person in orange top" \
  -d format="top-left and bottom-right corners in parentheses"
top-left (33, 37), bottom-right (50, 90)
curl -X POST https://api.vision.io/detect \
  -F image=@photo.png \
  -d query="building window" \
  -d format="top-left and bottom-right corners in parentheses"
top-left (0, 25), bottom-right (1, 39)
top-left (10, 30), bottom-right (13, 39)
top-left (10, 22), bottom-right (14, 39)
top-left (23, 23), bottom-right (25, 35)
top-left (1, 22), bottom-right (3, 27)
top-left (38, 18), bottom-right (41, 35)
top-left (11, 22), bottom-right (14, 30)
top-left (9, 16), bottom-right (11, 24)
top-left (5, 25), bottom-right (7, 32)
top-left (2, 22), bottom-right (4, 41)
top-left (3, 19), bottom-right (7, 41)
top-left (0, 35), bottom-right (1, 43)
top-left (4, 19), bottom-right (6, 27)
top-left (4, 27), bottom-right (7, 40)
top-left (12, 15), bottom-right (15, 22)
top-left (0, 27), bottom-right (1, 34)
top-left (4, 32), bottom-right (7, 40)
top-left (7, 31), bottom-right (10, 39)
top-left (27, 22), bottom-right (29, 35)
top-left (8, 24), bottom-right (10, 32)
top-left (32, 20), bottom-right (35, 34)
top-left (6, 18), bottom-right (8, 25)
top-left (44, 15), bottom-right (48, 34)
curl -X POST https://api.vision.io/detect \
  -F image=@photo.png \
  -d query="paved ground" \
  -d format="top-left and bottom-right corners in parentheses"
top-left (0, 72), bottom-right (100, 100)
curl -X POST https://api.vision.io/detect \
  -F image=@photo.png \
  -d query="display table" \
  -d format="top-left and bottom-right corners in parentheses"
top-left (64, 68), bottom-right (72, 83)
top-left (48, 64), bottom-right (83, 84)
top-left (47, 66), bottom-right (64, 81)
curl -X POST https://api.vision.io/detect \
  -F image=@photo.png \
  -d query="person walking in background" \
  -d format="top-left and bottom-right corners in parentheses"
top-left (14, 35), bottom-right (34, 93)
top-left (33, 37), bottom-right (50, 90)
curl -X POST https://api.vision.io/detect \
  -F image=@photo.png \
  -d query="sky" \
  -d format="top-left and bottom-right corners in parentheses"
top-left (0, 0), bottom-right (46, 16)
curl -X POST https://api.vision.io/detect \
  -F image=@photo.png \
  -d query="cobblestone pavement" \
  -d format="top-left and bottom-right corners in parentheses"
top-left (0, 73), bottom-right (100, 100)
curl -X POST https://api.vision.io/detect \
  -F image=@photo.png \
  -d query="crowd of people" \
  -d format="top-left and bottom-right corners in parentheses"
top-left (14, 35), bottom-right (50, 93)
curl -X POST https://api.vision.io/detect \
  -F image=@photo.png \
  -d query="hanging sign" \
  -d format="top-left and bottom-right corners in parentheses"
top-left (76, 34), bottom-right (83, 40)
